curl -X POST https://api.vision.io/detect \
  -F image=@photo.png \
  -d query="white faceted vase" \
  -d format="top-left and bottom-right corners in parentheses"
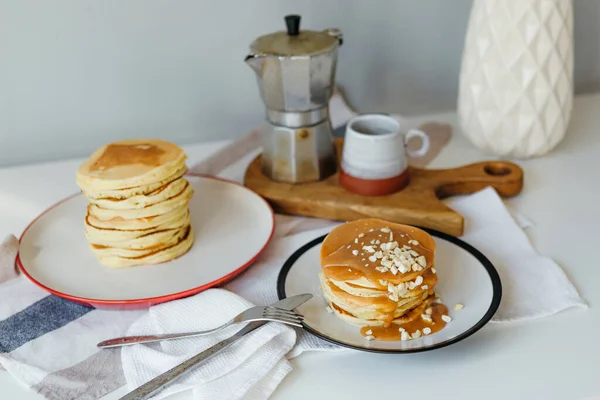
top-left (457, 0), bottom-right (574, 159)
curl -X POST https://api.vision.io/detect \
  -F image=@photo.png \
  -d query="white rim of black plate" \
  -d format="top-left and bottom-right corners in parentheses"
top-left (277, 227), bottom-right (502, 353)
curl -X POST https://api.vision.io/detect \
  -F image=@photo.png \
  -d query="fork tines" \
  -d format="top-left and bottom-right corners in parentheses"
top-left (263, 307), bottom-right (304, 327)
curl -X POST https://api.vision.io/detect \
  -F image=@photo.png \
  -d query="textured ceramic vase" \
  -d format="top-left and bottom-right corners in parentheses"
top-left (457, 0), bottom-right (574, 159)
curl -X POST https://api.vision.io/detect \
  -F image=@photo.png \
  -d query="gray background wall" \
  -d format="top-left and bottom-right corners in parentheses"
top-left (1, 0), bottom-right (599, 167)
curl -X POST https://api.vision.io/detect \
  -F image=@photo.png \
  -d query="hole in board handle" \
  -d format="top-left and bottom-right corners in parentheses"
top-left (483, 163), bottom-right (512, 177)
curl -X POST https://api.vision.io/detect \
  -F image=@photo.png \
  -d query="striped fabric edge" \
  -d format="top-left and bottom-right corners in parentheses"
top-left (0, 292), bottom-right (142, 399)
top-left (33, 350), bottom-right (126, 400)
top-left (0, 295), bottom-right (93, 353)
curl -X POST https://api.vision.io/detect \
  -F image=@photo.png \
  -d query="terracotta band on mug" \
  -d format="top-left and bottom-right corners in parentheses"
top-left (339, 168), bottom-right (409, 196)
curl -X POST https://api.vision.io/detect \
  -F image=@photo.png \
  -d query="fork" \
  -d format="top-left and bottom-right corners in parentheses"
top-left (97, 306), bottom-right (303, 349)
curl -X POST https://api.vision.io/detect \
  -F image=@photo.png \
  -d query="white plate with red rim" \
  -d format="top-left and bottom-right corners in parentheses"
top-left (277, 229), bottom-right (502, 353)
top-left (17, 174), bottom-right (275, 309)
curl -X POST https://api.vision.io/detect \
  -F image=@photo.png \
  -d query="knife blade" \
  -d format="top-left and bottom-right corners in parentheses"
top-left (270, 293), bottom-right (312, 312)
top-left (119, 293), bottom-right (312, 400)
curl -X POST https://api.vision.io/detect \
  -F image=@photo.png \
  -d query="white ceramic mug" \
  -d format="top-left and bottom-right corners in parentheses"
top-left (339, 114), bottom-right (430, 196)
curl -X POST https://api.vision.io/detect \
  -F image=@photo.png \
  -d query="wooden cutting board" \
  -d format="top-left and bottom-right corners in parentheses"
top-left (244, 138), bottom-right (523, 236)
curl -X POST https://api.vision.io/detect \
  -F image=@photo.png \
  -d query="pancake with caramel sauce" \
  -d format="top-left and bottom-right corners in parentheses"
top-left (319, 218), bottom-right (450, 341)
top-left (327, 268), bottom-right (437, 298)
top-left (76, 139), bottom-right (187, 192)
top-left (94, 226), bottom-right (195, 268)
top-left (319, 272), bottom-right (430, 322)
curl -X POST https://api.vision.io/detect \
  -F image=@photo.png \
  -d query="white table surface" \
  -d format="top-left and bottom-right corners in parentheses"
top-left (1, 94), bottom-right (599, 399)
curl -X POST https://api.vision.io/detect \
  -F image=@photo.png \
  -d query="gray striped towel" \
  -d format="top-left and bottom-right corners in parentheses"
top-left (0, 234), bottom-right (144, 398)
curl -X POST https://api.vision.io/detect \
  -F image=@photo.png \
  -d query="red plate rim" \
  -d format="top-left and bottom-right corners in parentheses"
top-left (15, 173), bottom-right (275, 309)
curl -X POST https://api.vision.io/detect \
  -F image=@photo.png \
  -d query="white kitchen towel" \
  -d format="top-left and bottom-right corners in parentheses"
top-left (445, 187), bottom-right (587, 322)
top-left (122, 289), bottom-right (296, 400)
top-left (122, 186), bottom-right (589, 397)
top-left (122, 227), bottom-right (342, 399)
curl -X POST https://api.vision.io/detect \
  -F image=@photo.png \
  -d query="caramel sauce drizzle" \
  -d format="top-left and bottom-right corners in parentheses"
top-left (360, 303), bottom-right (449, 341)
top-left (321, 228), bottom-right (434, 285)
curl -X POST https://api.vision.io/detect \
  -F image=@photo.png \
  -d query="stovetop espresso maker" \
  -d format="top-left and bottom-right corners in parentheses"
top-left (245, 15), bottom-right (343, 183)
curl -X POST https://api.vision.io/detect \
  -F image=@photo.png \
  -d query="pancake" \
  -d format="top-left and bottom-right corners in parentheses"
top-left (94, 226), bottom-right (194, 268)
top-left (328, 268), bottom-right (437, 299)
top-left (77, 139), bottom-right (195, 268)
top-left (81, 165), bottom-right (188, 200)
top-left (84, 210), bottom-right (191, 247)
top-left (319, 271), bottom-right (429, 322)
top-left (86, 204), bottom-right (189, 231)
top-left (88, 176), bottom-right (188, 210)
top-left (327, 292), bottom-right (433, 327)
top-left (87, 183), bottom-right (193, 221)
top-left (319, 218), bottom-right (450, 341)
top-left (89, 225), bottom-right (190, 256)
top-left (76, 139), bottom-right (187, 192)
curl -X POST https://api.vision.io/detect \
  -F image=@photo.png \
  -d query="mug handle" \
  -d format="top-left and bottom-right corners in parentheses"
top-left (405, 129), bottom-right (430, 158)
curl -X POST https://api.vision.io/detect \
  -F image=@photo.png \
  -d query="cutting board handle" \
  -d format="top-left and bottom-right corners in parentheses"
top-left (422, 161), bottom-right (524, 198)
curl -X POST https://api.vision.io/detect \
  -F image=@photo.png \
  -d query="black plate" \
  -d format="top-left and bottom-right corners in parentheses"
top-left (277, 227), bottom-right (502, 353)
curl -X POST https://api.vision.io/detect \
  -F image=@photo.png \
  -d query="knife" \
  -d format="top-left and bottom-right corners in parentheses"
top-left (119, 293), bottom-right (312, 400)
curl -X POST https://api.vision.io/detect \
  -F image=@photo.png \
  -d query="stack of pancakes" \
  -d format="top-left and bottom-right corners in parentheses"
top-left (319, 218), bottom-right (449, 341)
top-left (76, 139), bottom-right (194, 268)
